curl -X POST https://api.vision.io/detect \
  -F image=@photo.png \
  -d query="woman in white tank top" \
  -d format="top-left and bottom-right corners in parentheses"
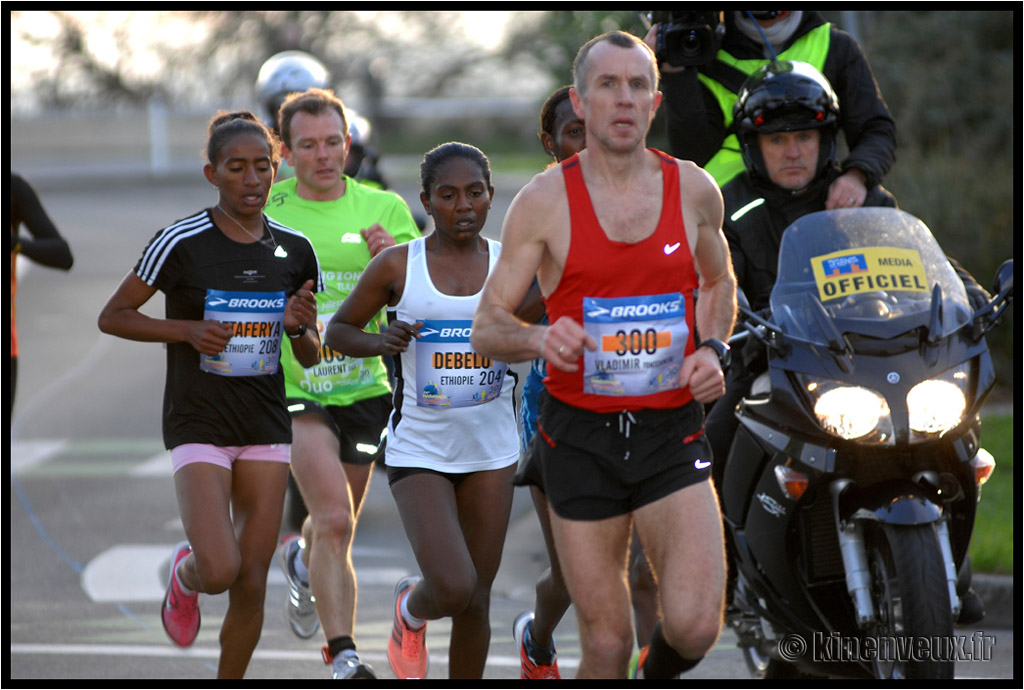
top-left (325, 143), bottom-right (518, 679)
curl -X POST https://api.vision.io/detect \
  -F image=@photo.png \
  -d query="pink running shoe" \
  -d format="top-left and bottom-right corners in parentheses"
top-left (161, 541), bottom-right (200, 647)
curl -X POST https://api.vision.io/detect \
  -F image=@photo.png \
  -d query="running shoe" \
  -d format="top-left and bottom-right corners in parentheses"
top-left (513, 611), bottom-right (561, 679)
top-left (628, 645), bottom-right (649, 679)
top-left (387, 575), bottom-right (428, 679)
top-left (322, 647), bottom-right (377, 679)
top-left (161, 540), bottom-right (200, 647)
top-left (278, 533), bottom-right (319, 638)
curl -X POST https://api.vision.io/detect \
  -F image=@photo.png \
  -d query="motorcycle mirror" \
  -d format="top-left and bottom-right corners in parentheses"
top-left (926, 282), bottom-right (944, 345)
top-left (992, 259), bottom-right (1013, 298)
top-left (806, 293), bottom-right (854, 374)
top-left (971, 259), bottom-right (1013, 341)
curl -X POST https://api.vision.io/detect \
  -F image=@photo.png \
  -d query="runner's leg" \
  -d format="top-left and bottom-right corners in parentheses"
top-left (216, 459), bottom-right (289, 678)
top-left (529, 485), bottom-right (572, 648)
top-left (548, 509), bottom-right (635, 678)
top-left (633, 480), bottom-right (725, 667)
top-left (448, 465), bottom-right (517, 678)
top-left (291, 414), bottom-right (359, 641)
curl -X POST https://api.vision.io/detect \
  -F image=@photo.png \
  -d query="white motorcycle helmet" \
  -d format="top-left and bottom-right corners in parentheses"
top-left (255, 50), bottom-right (330, 130)
top-left (346, 108), bottom-right (372, 149)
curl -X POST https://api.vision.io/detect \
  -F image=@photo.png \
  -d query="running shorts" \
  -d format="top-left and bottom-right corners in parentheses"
top-left (536, 392), bottom-right (712, 520)
top-left (287, 394), bottom-right (391, 466)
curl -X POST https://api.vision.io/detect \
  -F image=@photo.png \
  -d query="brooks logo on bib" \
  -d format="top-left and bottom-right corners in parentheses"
top-left (201, 289), bottom-right (285, 376)
top-left (415, 319), bottom-right (506, 408)
top-left (582, 293), bottom-right (688, 396)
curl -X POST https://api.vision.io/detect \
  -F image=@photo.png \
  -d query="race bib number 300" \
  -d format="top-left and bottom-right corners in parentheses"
top-left (582, 293), bottom-right (687, 397)
top-left (415, 319), bottom-right (506, 408)
top-left (200, 289), bottom-right (285, 377)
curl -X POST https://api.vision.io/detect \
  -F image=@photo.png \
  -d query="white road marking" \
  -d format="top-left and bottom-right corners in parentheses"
top-left (130, 451), bottom-right (172, 476)
top-left (81, 544), bottom-right (411, 603)
top-left (8, 644), bottom-right (567, 670)
top-left (81, 545), bottom-right (170, 602)
top-left (10, 439), bottom-right (68, 474)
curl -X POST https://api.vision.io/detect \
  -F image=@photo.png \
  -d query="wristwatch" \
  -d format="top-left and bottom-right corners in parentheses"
top-left (698, 338), bottom-right (732, 371)
top-left (287, 323), bottom-right (308, 339)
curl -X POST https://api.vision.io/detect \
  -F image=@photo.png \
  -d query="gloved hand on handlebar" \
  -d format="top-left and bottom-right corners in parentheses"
top-left (949, 257), bottom-right (992, 312)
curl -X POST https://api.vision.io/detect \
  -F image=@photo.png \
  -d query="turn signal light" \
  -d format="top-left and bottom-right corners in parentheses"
top-left (971, 448), bottom-right (996, 486)
top-left (774, 465), bottom-right (809, 500)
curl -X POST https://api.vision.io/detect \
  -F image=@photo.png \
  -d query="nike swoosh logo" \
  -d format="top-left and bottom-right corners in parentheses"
top-left (664, 242), bottom-right (681, 255)
top-left (694, 459), bottom-right (711, 470)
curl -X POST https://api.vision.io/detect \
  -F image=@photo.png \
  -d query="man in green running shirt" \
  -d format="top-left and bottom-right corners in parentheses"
top-left (265, 87), bottom-right (421, 679)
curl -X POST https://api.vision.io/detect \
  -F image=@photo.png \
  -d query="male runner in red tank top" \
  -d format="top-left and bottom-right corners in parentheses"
top-left (473, 30), bottom-right (737, 679)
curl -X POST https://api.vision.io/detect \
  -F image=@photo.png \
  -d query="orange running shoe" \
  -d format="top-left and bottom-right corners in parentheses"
top-left (513, 611), bottom-right (561, 679)
top-left (387, 575), bottom-right (428, 679)
top-left (629, 645), bottom-right (650, 679)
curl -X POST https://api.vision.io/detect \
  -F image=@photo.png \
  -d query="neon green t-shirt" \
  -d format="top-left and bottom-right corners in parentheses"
top-left (266, 175), bottom-right (422, 407)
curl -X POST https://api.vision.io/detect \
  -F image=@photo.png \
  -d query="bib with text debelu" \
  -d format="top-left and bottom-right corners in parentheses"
top-left (415, 319), bottom-right (506, 408)
top-left (582, 293), bottom-right (688, 396)
top-left (200, 289), bottom-right (286, 376)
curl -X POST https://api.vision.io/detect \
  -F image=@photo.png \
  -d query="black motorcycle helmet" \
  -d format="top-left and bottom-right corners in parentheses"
top-left (733, 60), bottom-right (840, 189)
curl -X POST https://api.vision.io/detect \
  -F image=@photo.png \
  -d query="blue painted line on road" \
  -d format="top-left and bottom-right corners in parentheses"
top-left (12, 471), bottom-right (150, 630)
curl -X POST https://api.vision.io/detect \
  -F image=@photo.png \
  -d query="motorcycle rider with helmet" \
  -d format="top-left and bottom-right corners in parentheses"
top-left (255, 50), bottom-right (397, 194)
top-left (708, 59), bottom-right (987, 625)
top-left (256, 50), bottom-right (331, 136)
top-left (649, 10), bottom-right (897, 200)
top-left (344, 109), bottom-right (389, 190)
top-left (255, 50), bottom-right (331, 184)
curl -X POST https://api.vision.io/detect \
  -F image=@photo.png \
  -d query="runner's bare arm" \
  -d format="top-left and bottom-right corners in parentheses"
top-left (325, 245), bottom-right (419, 358)
top-left (472, 177), bottom-right (596, 371)
top-left (689, 166), bottom-right (736, 344)
top-left (97, 271), bottom-right (233, 355)
top-left (471, 184), bottom-right (549, 362)
top-left (678, 165), bottom-right (736, 402)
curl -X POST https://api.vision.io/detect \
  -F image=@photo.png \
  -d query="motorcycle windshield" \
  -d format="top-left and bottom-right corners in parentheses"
top-left (770, 208), bottom-right (972, 342)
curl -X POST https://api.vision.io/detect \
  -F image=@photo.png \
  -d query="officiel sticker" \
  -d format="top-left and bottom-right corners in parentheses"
top-left (582, 293), bottom-right (687, 397)
top-left (811, 247), bottom-right (928, 302)
top-left (414, 319), bottom-right (507, 408)
top-left (201, 289), bottom-right (285, 377)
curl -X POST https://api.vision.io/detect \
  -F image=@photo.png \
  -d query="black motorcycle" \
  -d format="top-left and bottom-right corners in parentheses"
top-left (720, 208), bottom-right (1012, 679)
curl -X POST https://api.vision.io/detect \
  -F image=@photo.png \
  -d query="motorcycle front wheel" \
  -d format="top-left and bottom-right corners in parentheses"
top-left (742, 644), bottom-right (813, 679)
top-left (866, 523), bottom-right (955, 679)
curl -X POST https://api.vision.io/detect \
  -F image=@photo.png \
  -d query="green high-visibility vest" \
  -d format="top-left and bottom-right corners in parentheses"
top-left (699, 23), bottom-right (831, 187)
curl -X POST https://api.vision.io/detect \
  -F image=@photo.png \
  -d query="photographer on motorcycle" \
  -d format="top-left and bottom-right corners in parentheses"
top-left (707, 59), bottom-right (988, 624)
top-left (646, 11), bottom-right (897, 204)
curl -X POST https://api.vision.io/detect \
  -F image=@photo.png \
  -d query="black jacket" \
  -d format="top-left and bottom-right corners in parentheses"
top-left (722, 167), bottom-right (897, 312)
top-left (662, 11), bottom-right (898, 189)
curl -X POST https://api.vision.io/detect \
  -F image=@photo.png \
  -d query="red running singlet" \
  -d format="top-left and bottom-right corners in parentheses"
top-left (543, 150), bottom-right (699, 413)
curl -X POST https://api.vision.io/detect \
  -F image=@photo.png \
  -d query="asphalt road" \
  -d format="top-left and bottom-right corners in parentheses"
top-left (9, 170), bottom-right (1015, 682)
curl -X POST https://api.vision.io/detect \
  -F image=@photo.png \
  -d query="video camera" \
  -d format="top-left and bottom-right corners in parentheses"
top-left (649, 11), bottom-right (724, 68)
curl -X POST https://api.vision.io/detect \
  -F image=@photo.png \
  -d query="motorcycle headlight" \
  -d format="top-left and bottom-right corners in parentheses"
top-left (907, 363), bottom-right (969, 439)
top-left (811, 384), bottom-right (892, 441)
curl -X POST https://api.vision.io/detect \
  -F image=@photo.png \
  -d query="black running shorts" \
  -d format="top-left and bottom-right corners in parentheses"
top-left (536, 392), bottom-right (712, 521)
top-left (287, 394), bottom-right (391, 466)
top-left (512, 433), bottom-right (544, 490)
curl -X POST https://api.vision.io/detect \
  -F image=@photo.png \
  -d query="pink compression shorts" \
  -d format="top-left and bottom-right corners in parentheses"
top-left (170, 443), bottom-right (291, 474)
